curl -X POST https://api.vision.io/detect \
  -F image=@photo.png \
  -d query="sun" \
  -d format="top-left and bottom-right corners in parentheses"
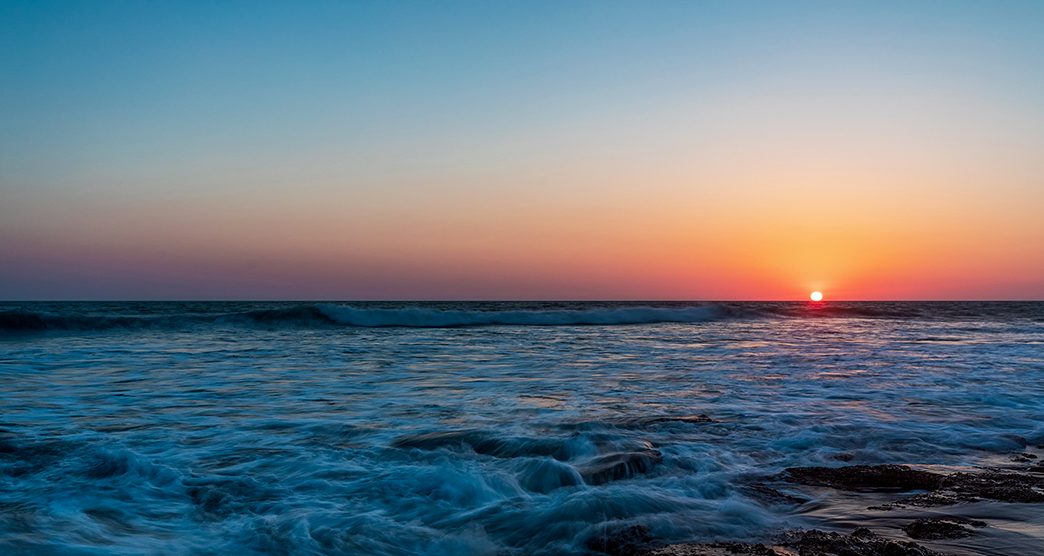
top-left (809, 291), bottom-right (824, 302)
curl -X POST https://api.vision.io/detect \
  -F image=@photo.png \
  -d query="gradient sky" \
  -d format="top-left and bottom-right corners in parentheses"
top-left (2, 1), bottom-right (1043, 300)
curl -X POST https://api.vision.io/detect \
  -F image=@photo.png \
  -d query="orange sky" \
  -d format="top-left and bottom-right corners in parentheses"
top-left (2, 2), bottom-right (1043, 299)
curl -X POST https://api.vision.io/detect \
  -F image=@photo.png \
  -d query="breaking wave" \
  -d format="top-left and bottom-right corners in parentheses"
top-left (2, 300), bottom-right (1043, 554)
top-left (1, 302), bottom-right (1039, 333)
top-left (316, 305), bottom-right (724, 327)
top-left (0, 305), bottom-right (725, 332)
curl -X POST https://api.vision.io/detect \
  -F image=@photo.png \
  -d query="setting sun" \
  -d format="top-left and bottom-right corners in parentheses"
top-left (4, 3), bottom-right (1044, 555)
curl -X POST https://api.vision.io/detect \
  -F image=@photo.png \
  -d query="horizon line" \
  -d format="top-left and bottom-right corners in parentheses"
top-left (3, 299), bottom-right (1043, 303)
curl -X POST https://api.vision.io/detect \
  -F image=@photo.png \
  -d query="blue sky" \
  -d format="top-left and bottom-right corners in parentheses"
top-left (2, 1), bottom-right (1043, 299)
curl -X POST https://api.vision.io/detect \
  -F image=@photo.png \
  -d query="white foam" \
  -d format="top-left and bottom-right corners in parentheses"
top-left (316, 305), bottom-right (723, 327)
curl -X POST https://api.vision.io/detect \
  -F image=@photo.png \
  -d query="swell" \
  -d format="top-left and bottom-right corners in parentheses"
top-left (2, 302), bottom-right (1037, 333)
top-left (0, 305), bottom-right (721, 332)
top-left (315, 305), bottom-right (724, 327)
top-left (0, 305), bottom-right (335, 332)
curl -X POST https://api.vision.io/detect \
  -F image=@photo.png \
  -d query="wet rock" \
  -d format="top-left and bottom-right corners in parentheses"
top-left (649, 541), bottom-right (780, 555)
top-left (937, 469), bottom-right (1044, 504)
top-left (586, 524), bottom-right (656, 556)
top-left (886, 469), bottom-right (1044, 508)
top-left (578, 449), bottom-right (662, 485)
top-left (784, 464), bottom-right (1044, 508)
top-left (1010, 452), bottom-right (1038, 463)
top-left (648, 529), bottom-right (940, 556)
top-left (902, 517), bottom-right (986, 540)
top-left (782, 465), bottom-right (944, 492)
top-left (778, 528), bottom-right (940, 556)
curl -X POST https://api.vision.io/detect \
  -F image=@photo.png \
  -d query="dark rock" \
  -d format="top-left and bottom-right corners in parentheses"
top-left (649, 528), bottom-right (940, 556)
top-left (1011, 452), bottom-right (1038, 463)
top-left (938, 470), bottom-right (1044, 504)
top-left (902, 517), bottom-right (986, 540)
top-left (787, 464), bottom-right (1044, 509)
top-left (586, 524), bottom-right (656, 556)
top-left (578, 449), bottom-right (663, 485)
top-left (783, 465), bottom-right (944, 492)
top-left (886, 470), bottom-right (1044, 507)
top-left (778, 528), bottom-right (941, 556)
top-left (650, 542), bottom-right (780, 555)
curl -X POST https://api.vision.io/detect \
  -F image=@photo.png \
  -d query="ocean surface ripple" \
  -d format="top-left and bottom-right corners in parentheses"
top-left (1, 301), bottom-right (1043, 554)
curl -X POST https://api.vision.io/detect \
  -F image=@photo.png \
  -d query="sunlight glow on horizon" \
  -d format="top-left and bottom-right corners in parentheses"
top-left (1, 1), bottom-right (1043, 300)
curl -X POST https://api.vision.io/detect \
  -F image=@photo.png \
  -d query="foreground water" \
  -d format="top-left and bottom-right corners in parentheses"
top-left (1, 302), bottom-right (1043, 554)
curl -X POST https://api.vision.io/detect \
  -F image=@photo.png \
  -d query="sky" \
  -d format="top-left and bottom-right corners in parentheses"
top-left (2, 1), bottom-right (1043, 300)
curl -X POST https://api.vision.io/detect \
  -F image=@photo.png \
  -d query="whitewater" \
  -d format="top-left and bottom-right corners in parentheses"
top-left (1, 301), bottom-right (1043, 554)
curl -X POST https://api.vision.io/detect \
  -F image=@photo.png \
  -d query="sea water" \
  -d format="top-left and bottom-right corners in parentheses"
top-left (1, 302), bottom-right (1042, 554)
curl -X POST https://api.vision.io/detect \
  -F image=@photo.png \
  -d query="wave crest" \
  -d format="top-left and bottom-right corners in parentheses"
top-left (0, 305), bottom-right (723, 332)
top-left (5, 302), bottom-right (1033, 333)
top-left (315, 305), bottom-right (722, 327)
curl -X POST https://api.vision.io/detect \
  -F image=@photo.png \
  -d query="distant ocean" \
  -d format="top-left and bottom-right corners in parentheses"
top-left (2, 302), bottom-right (1043, 554)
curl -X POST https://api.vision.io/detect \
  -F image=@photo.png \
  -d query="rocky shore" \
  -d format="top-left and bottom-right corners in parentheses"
top-left (589, 453), bottom-right (1044, 556)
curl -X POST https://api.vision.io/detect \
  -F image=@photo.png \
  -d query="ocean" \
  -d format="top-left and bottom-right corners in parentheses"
top-left (1, 302), bottom-right (1042, 554)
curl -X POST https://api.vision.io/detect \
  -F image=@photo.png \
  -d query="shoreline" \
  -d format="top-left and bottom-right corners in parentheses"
top-left (592, 449), bottom-right (1044, 555)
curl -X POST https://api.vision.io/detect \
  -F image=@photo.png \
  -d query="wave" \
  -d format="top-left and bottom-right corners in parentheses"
top-left (3, 301), bottom-right (1038, 333)
top-left (0, 309), bottom-right (156, 332)
top-left (0, 305), bottom-right (334, 332)
top-left (0, 305), bottom-right (723, 332)
top-left (315, 305), bottom-right (723, 327)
